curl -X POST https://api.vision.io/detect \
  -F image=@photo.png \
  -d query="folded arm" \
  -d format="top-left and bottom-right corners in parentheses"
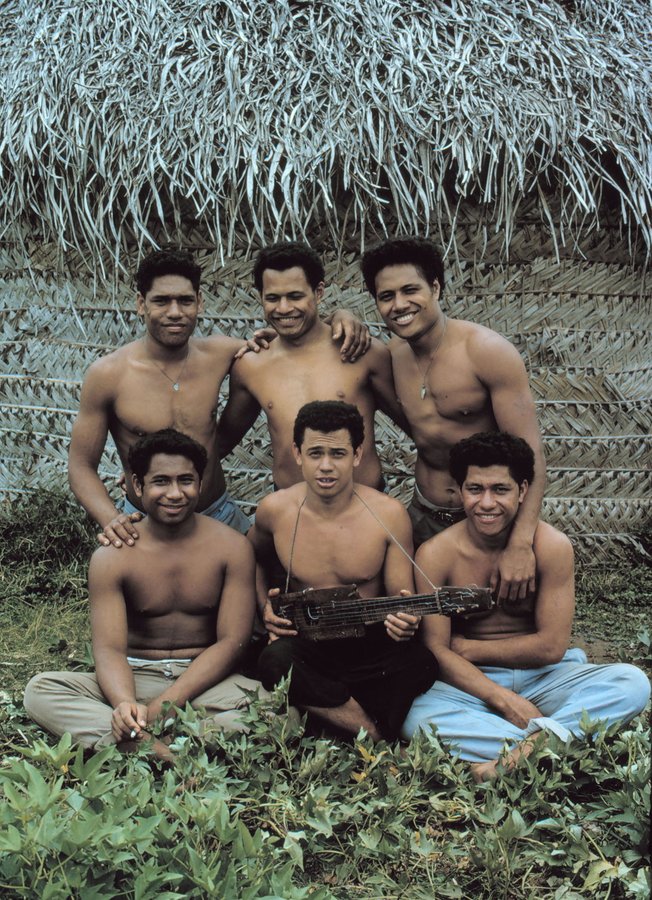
top-left (247, 498), bottom-right (297, 639)
top-left (381, 501), bottom-right (420, 641)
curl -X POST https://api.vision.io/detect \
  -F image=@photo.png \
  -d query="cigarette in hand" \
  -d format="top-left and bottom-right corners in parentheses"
top-left (130, 729), bottom-right (137, 739)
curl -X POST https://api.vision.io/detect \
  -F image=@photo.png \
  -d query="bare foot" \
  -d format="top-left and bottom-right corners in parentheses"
top-left (471, 761), bottom-right (498, 783)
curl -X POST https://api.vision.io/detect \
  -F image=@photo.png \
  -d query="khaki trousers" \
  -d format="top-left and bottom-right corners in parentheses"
top-left (24, 660), bottom-right (269, 749)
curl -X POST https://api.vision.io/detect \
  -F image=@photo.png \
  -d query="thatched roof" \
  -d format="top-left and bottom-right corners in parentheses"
top-left (1, 0), bottom-right (650, 273)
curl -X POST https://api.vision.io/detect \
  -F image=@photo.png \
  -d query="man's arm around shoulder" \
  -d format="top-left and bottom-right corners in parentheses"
top-left (470, 327), bottom-right (547, 601)
top-left (452, 525), bottom-right (574, 669)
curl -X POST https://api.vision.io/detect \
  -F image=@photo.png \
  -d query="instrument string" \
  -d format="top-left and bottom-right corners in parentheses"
top-left (352, 489), bottom-right (442, 606)
top-left (285, 495), bottom-right (307, 593)
top-left (280, 589), bottom-right (490, 626)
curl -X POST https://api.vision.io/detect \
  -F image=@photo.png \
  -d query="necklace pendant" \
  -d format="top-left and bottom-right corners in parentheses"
top-left (420, 385), bottom-right (427, 400)
top-left (173, 383), bottom-right (180, 391)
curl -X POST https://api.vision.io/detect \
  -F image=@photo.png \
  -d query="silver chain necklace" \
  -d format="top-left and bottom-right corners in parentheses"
top-left (414, 315), bottom-right (447, 399)
top-left (149, 347), bottom-right (190, 391)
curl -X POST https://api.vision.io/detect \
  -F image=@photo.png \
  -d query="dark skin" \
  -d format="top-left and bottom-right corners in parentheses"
top-left (68, 272), bottom-right (368, 549)
top-left (217, 266), bottom-right (410, 489)
top-left (373, 263), bottom-right (546, 603)
top-left (89, 452), bottom-right (256, 758)
top-left (416, 463), bottom-right (574, 781)
top-left (248, 429), bottom-right (419, 740)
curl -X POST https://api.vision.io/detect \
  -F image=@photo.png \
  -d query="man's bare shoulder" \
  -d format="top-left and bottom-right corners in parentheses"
top-left (459, 320), bottom-right (523, 366)
top-left (88, 542), bottom-right (130, 580)
top-left (416, 520), bottom-right (464, 563)
top-left (195, 333), bottom-right (243, 358)
top-left (256, 484), bottom-right (305, 522)
top-left (358, 335), bottom-right (392, 370)
top-left (353, 484), bottom-right (409, 521)
top-left (532, 521), bottom-right (574, 570)
top-left (82, 343), bottom-right (138, 385)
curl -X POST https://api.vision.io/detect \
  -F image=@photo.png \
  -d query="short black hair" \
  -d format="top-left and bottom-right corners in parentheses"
top-left (449, 432), bottom-right (535, 488)
top-left (135, 248), bottom-right (202, 296)
top-left (253, 241), bottom-right (325, 291)
top-left (293, 401), bottom-right (365, 451)
top-left (361, 237), bottom-right (445, 297)
top-left (128, 429), bottom-right (208, 484)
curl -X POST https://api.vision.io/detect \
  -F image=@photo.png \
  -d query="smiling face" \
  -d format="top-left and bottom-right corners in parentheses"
top-left (293, 427), bottom-right (361, 497)
top-left (132, 452), bottom-right (201, 525)
top-left (136, 274), bottom-right (202, 348)
top-left (374, 263), bottom-right (440, 342)
top-left (260, 266), bottom-right (323, 340)
top-left (461, 464), bottom-right (527, 539)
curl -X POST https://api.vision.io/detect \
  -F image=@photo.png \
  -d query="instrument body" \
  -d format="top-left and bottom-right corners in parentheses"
top-left (271, 584), bottom-right (494, 640)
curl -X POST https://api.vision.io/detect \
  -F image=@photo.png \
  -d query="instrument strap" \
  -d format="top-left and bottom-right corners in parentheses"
top-left (352, 489), bottom-right (442, 611)
top-left (285, 495), bottom-right (307, 593)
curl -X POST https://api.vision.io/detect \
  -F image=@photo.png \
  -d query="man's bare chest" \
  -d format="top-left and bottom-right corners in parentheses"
top-left (112, 373), bottom-right (221, 440)
top-left (123, 557), bottom-right (223, 617)
top-left (274, 518), bottom-right (385, 589)
top-left (251, 359), bottom-right (371, 421)
top-left (396, 360), bottom-right (489, 422)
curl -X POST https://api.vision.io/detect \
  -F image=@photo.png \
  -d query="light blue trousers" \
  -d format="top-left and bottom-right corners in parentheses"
top-left (401, 648), bottom-right (651, 762)
top-left (121, 489), bottom-right (251, 535)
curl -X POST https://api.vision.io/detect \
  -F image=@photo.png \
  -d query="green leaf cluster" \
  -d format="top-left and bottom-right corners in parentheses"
top-left (0, 689), bottom-right (649, 899)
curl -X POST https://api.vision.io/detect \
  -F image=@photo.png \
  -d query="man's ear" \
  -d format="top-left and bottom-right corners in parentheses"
top-left (196, 290), bottom-right (204, 313)
top-left (352, 445), bottom-right (363, 468)
top-left (314, 281), bottom-right (325, 304)
top-left (292, 442), bottom-right (303, 467)
top-left (132, 473), bottom-right (144, 498)
top-left (136, 293), bottom-right (145, 317)
top-left (518, 480), bottom-right (529, 504)
top-left (431, 279), bottom-right (441, 300)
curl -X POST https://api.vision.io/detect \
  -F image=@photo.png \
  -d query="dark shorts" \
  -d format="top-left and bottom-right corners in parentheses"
top-left (407, 489), bottom-right (466, 549)
top-left (258, 625), bottom-right (438, 740)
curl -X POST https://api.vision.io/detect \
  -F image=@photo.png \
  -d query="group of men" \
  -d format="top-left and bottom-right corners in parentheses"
top-left (25, 238), bottom-right (649, 780)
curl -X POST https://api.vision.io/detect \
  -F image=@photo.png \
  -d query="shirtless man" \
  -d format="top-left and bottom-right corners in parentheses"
top-left (217, 242), bottom-right (409, 490)
top-left (248, 401), bottom-right (438, 742)
top-left (25, 429), bottom-right (262, 759)
top-left (361, 238), bottom-right (546, 602)
top-left (401, 432), bottom-right (650, 781)
top-left (68, 247), bottom-right (365, 548)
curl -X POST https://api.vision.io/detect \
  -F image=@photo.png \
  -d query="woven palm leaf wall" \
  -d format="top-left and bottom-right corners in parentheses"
top-left (1, 200), bottom-right (649, 560)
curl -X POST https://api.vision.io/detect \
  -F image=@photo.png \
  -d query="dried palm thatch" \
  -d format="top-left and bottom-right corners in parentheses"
top-left (1, 0), bottom-right (650, 276)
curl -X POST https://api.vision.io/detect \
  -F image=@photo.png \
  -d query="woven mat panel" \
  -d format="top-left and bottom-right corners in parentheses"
top-left (3, 304), bottom-right (649, 373)
top-left (1, 219), bottom-right (650, 550)
top-left (545, 469), bottom-right (651, 499)
top-left (542, 436), bottom-right (651, 469)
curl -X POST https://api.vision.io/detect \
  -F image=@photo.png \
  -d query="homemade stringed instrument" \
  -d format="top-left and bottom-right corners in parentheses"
top-left (271, 584), bottom-right (494, 640)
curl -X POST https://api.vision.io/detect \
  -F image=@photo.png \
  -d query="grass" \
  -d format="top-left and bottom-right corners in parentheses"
top-left (0, 490), bottom-right (650, 898)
